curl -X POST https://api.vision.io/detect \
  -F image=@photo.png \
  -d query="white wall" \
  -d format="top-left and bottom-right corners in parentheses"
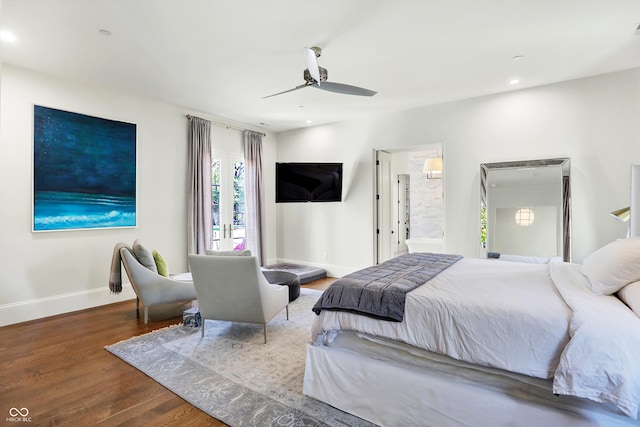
top-left (276, 68), bottom-right (640, 272)
top-left (494, 206), bottom-right (558, 257)
top-left (0, 65), bottom-right (277, 326)
top-left (488, 183), bottom-right (562, 257)
top-left (3, 65), bottom-right (638, 325)
top-left (275, 122), bottom-right (376, 276)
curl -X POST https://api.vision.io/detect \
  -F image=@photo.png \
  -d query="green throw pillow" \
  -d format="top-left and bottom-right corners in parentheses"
top-left (153, 250), bottom-right (169, 277)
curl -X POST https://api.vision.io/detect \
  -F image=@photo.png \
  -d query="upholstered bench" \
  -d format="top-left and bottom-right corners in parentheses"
top-left (261, 263), bottom-right (327, 284)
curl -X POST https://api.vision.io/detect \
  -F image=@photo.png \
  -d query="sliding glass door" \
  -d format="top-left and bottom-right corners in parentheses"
top-left (211, 151), bottom-right (245, 250)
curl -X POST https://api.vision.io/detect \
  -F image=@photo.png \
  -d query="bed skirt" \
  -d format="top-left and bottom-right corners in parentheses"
top-left (303, 333), bottom-right (639, 427)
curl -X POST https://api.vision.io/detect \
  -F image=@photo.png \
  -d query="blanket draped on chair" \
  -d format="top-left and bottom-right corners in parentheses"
top-left (109, 242), bottom-right (131, 294)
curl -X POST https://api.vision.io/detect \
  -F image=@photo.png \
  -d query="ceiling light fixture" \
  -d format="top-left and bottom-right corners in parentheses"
top-left (99, 29), bottom-right (112, 36)
top-left (515, 207), bottom-right (535, 226)
top-left (0, 30), bottom-right (17, 43)
top-left (306, 119), bottom-right (312, 124)
top-left (512, 55), bottom-right (524, 61)
top-left (509, 79), bottom-right (520, 85)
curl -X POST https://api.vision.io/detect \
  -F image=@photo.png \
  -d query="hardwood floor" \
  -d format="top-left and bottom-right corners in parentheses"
top-left (0, 278), bottom-right (334, 426)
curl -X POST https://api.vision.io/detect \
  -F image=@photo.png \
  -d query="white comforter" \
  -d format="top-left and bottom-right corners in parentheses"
top-left (551, 262), bottom-right (640, 418)
top-left (311, 258), bottom-right (640, 418)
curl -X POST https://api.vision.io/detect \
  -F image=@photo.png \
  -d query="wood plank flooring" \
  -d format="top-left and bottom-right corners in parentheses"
top-left (0, 278), bottom-right (334, 426)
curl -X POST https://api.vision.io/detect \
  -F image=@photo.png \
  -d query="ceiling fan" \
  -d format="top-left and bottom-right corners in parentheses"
top-left (263, 47), bottom-right (377, 99)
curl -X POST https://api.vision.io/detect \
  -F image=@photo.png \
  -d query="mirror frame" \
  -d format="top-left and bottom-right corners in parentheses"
top-left (480, 158), bottom-right (571, 262)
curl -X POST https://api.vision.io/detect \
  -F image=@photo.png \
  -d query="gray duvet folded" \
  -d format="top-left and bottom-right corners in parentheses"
top-left (312, 252), bottom-right (462, 321)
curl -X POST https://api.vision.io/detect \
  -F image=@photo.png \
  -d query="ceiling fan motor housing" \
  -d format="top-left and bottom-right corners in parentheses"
top-left (304, 66), bottom-right (328, 83)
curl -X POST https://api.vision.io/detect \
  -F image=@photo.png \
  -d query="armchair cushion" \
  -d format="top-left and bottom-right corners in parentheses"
top-left (132, 239), bottom-right (158, 273)
top-left (153, 250), bottom-right (169, 277)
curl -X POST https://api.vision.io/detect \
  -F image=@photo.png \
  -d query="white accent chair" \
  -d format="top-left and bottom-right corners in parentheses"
top-left (188, 254), bottom-right (290, 343)
top-left (120, 247), bottom-right (197, 323)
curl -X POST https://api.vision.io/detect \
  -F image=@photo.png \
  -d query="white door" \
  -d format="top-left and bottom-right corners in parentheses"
top-left (376, 151), bottom-right (393, 263)
top-left (211, 151), bottom-right (246, 251)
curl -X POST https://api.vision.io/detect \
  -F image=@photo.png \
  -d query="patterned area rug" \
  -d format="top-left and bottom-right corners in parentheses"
top-left (105, 289), bottom-right (375, 427)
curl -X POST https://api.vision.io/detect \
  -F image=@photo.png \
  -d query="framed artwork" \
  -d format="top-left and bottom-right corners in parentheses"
top-left (33, 105), bottom-right (137, 231)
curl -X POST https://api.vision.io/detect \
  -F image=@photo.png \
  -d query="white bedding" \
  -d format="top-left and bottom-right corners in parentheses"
top-left (311, 258), bottom-right (640, 418)
top-left (551, 262), bottom-right (640, 418)
top-left (312, 258), bottom-right (572, 378)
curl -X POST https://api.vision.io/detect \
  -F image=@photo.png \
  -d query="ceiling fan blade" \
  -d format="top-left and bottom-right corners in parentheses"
top-left (304, 47), bottom-right (321, 85)
top-left (262, 83), bottom-right (310, 99)
top-left (314, 81), bottom-right (377, 97)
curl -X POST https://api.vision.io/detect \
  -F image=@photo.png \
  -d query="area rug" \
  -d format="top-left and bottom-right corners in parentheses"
top-left (105, 289), bottom-right (375, 427)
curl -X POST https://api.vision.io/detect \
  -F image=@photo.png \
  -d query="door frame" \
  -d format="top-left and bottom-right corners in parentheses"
top-left (373, 142), bottom-right (446, 264)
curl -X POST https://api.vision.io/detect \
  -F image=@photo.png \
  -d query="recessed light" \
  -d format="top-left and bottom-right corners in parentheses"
top-left (306, 120), bottom-right (313, 124)
top-left (509, 79), bottom-right (520, 85)
top-left (0, 30), bottom-right (17, 43)
top-left (99, 29), bottom-right (112, 36)
top-left (512, 55), bottom-right (524, 61)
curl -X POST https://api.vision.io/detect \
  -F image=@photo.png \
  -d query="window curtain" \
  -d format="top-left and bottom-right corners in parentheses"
top-left (244, 130), bottom-right (265, 265)
top-left (187, 116), bottom-right (213, 254)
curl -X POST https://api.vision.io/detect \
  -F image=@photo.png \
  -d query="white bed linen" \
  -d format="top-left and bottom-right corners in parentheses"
top-left (551, 262), bottom-right (640, 418)
top-left (305, 332), bottom-right (640, 426)
top-left (310, 258), bottom-right (640, 418)
top-left (312, 258), bottom-right (572, 378)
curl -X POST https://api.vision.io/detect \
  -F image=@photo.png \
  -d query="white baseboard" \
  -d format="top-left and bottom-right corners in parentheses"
top-left (0, 259), bottom-right (362, 327)
top-left (0, 284), bottom-right (137, 327)
top-left (273, 258), bottom-right (361, 279)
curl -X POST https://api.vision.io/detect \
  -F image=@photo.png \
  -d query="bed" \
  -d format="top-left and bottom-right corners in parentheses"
top-left (302, 238), bottom-right (640, 426)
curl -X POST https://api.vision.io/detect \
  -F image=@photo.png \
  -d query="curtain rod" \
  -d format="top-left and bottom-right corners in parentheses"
top-left (186, 114), bottom-right (266, 137)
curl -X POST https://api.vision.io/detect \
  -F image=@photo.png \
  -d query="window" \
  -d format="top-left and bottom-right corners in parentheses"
top-left (212, 152), bottom-right (245, 250)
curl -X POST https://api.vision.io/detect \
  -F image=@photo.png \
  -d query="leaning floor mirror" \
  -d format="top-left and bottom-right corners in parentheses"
top-left (480, 158), bottom-right (571, 262)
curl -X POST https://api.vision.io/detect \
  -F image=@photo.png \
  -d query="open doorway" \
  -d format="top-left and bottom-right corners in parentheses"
top-left (374, 143), bottom-right (444, 264)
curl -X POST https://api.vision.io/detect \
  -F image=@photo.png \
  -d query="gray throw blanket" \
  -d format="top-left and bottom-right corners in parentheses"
top-left (312, 252), bottom-right (462, 322)
top-left (109, 242), bottom-right (131, 294)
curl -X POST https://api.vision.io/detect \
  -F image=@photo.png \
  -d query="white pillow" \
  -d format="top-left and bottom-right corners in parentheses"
top-left (618, 281), bottom-right (640, 317)
top-left (582, 238), bottom-right (640, 295)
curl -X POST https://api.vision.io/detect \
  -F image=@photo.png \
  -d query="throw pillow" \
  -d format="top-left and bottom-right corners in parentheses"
top-left (582, 238), bottom-right (640, 295)
top-left (153, 250), bottom-right (169, 277)
top-left (132, 239), bottom-right (158, 273)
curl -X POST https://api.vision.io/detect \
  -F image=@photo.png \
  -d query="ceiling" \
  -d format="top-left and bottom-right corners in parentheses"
top-left (2, 0), bottom-right (640, 133)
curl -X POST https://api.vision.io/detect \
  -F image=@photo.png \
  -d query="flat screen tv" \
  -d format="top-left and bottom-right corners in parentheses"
top-left (276, 162), bottom-right (343, 203)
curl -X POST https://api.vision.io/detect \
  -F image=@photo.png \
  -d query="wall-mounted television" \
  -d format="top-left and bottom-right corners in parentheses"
top-left (276, 162), bottom-right (343, 203)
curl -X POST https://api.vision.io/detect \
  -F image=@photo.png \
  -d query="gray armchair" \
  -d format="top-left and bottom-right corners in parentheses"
top-left (188, 254), bottom-right (289, 343)
top-left (120, 247), bottom-right (197, 323)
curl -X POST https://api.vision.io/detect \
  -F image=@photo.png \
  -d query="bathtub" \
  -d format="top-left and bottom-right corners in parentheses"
top-left (405, 238), bottom-right (443, 254)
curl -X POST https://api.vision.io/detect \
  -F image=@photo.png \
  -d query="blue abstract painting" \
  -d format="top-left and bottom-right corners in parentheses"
top-left (33, 106), bottom-right (137, 231)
